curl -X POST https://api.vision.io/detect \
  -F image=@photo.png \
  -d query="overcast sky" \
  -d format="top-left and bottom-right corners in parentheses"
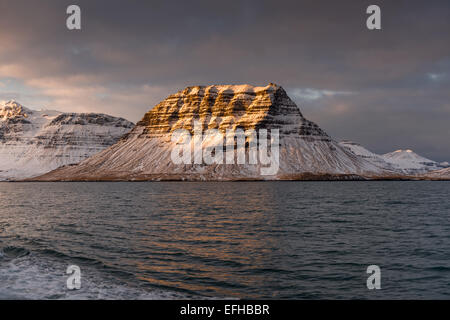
top-left (1, 0), bottom-right (449, 161)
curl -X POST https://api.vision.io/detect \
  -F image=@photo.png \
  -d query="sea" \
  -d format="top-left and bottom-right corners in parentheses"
top-left (0, 181), bottom-right (449, 299)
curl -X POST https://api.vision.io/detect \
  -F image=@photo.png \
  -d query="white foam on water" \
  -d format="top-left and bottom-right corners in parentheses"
top-left (0, 249), bottom-right (187, 300)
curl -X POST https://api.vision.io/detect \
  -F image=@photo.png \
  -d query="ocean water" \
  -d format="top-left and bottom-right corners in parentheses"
top-left (0, 181), bottom-right (449, 299)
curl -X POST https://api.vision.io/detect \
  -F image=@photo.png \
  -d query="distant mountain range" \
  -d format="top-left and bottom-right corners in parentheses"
top-left (339, 141), bottom-right (449, 175)
top-left (0, 100), bottom-right (134, 180)
top-left (20, 83), bottom-right (448, 181)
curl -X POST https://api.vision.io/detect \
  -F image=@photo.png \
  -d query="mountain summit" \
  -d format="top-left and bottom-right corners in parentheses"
top-left (33, 83), bottom-right (387, 181)
top-left (0, 100), bottom-right (33, 120)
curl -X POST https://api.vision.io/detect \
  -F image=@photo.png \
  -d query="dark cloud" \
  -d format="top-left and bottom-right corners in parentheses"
top-left (1, 0), bottom-right (449, 160)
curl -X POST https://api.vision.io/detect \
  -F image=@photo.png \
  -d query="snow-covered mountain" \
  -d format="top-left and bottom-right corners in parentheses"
top-left (339, 141), bottom-right (397, 171)
top-left (33, 84), bottom-right (390, 181)
top-left (0, 100), bottom-right (134, 180)
top-left (382, 149), bottom-right (447, 174)
top-left (339, 141), bottom-right (448, 175)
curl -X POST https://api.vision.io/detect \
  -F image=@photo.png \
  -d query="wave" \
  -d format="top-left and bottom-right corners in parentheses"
top-left (0, 245), bottom-right (188, 300)
top-left (1, 246), bottom-right (30, 259)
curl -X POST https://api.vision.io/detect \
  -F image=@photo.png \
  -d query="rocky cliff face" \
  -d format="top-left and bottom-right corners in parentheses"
top-left (33, 84), bottom-right (389, 181)
top-left (0, 100), bottom-right (134, 180)
top-left (137, 84), bottom-right (327, 137)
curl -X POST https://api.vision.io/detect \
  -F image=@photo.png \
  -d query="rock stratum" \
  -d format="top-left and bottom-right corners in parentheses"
top-left (33, 83), bottom-right (398, 181)
top-left (423, 167), bottom-right (450, 180)
top-left (0, 100), bottom-right (134, 180)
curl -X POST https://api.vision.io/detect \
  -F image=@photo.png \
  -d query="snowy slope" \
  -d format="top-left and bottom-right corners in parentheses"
top-left (424, 167), bottom-right (450, 179)
top-left (34, 84), bottom-right (390, 181)
top-left (339, 141), bottom-right (449, 175)
top-left (382, 149), bottom-right (448, 175)
top-left (0, 100), bottom-right (134, 180)
top-left (339, 141), bottom-right (397, 172)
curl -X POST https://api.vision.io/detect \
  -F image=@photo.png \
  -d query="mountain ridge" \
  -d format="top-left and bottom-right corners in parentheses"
top-left (0, 100), bottom-right (134, 180)
top-left (340, 141), bottom-right (449, 175)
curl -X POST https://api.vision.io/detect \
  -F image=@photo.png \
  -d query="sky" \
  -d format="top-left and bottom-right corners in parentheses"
top-left (1, 0), bottom-right (449, 161)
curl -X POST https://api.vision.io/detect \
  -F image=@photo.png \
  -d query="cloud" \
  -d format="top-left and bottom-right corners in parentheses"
top-left (289, 88), bottom-right (355, 101)
top-left (23, 76), bottom-right (174, 121)
top-left (427, 73), bottom-right (446, 81)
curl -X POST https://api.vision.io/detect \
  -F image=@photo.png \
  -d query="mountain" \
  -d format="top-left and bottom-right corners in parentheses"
top-left (33, 83), bottom-right (389, 181)
top-left (0, 100), bottom-right (134, 180)
top-left (339, 141), bottom-right (397, 171)
top-left (339, 141), bottom-right (448, 175)
top-left (381, 149), bottom-right (447, 174)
